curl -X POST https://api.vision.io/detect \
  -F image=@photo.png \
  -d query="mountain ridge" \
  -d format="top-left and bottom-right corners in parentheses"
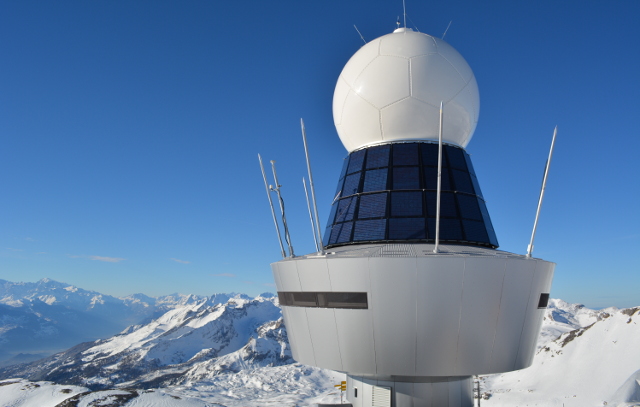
top-left (0, 277), bottom-right (262, 365)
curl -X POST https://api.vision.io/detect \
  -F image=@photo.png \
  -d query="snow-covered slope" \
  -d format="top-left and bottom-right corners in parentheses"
top-left (0, 295), bottom-right (291, 390)
top-left (0, 278), bottom-right (248, 365)
top-left (0, 293), bottom-right (346, 406)
top-left (1, 295), bottom-right (639, 406)
top-left (0, 378), bottom-right (216, 407)
top-left (484, 302), bottom-right (640, 406)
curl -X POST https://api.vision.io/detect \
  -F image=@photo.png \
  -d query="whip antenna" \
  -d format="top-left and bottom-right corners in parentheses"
top-left (303, 177), bottom-right (319, 251)
top-left (354, 25), bottom-right (366, 44)
top-left (433, 101), bottom-right (444, 253)
top-left (258, 154), bottom-right (286, 258)
top-left (301, 119), bottom-right (324, 253)
top-left (402, 0), bottom-right (407, 28)
top-left (270, 160), bottom-right (295, 257)
top-left (442, 20), bottom-right (452, 39)
top-left (526, 126), bottom-right (558, 258)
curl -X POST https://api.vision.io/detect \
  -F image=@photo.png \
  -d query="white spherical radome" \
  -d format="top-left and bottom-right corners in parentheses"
top-left (333, 28), bottom-right (479, 152)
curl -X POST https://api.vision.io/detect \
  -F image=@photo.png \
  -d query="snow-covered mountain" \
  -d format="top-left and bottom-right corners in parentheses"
top-left (1, 290), bottom-right (639, 406)
top-left (0, 292), bottom-right (345, 406)
top-left (0, 278), bottom-right (249, 365)
top-left (0, 294), bottom-right (290, 389)
top-left (483, 299), bottom-right (640, 406)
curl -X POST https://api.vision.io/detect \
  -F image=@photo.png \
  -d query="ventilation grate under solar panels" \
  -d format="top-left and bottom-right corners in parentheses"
top-left (374, 244), bottom-right (416, 257)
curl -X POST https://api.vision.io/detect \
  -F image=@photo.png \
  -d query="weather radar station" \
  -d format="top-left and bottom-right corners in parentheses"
top-left (259, 17), bottom-right (557, 407)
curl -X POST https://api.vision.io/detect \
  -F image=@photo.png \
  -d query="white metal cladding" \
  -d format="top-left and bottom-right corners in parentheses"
top-left (271, 244), bottom-right (554, 376)
top-left (346, 375), bottom-right (474, 407)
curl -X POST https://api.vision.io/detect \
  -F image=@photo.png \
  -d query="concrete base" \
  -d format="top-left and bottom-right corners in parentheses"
top-left (346, 375), bottom-right (473, 407)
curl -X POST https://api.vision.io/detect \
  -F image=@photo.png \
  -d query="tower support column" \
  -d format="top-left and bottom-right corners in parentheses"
top-left (346, 375), bottom-right (473, 407)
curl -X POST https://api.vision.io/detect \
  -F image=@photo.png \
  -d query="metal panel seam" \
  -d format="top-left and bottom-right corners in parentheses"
top-left (332, 308), bottom-right (345, 371)
top-left (303, 307), bottom-right (318, 366)
top-left (487, 259), bottom-right (507, 372)
top-left (453, 258), bottom-right (466, 375)
top-left (367, 257), bottom-right (379, 375)
top-left (513, 259), bottom-right (536, 370)
top-left (414, 256), bottom-right (418, 376)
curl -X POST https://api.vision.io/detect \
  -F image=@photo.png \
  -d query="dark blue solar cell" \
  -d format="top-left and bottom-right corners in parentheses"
top-left (342, 173), bottom-right (361, 196)
top-left (393, 144), bottom-right (419, 165)
top-left (423, 167), bottom-right (451, 190)
top-left (391, 191), bottom-right (423, 217)
top-left (325, 142), bottom-right (498, 249)
top-left (393, 167), bottom-right (420, 190)
top-left (328, 224), bottom-right (342, 245)
top-left (323, 225), bottom-right (333, 247)
top-left (335, 222), bottom-right (353, 243)
top-left (389, 218), bottom-right (426, 239)
top-left (447, 148), bottom-right (467, 170)
top-left (347, 149), bottom-right (365, 174)
top-left (452, 169), bottom-right (474, 194)
top-left (457, 193), bottom-right (482, 220)
top-left (338, 157), bottom-right (349, 180)
top-left (366, 145), bottom-right (390, 169)
top-left (421, 143), bottom-right (448, 167)
top-left (463, 220), bottom-right (489, 242)
top-left (363, 169), bottom-right (388, 192)
top-left (478, 199), bottom-right (499, 247)
top-left (326, 201), bottom-right (339, 226)
top-left (353, 219), bottom-right (386, 241)
top-left (464, 154), bottom-right (483, 198)
top-left (334, 178), bottom-right (345, 199)
top-left (464, 153), bottom-right (477, 177)
top-left (335, 196), bottom-right (356, 222)
top-left (426, 191), bottom-right (457, 218)
top-left (358, 193), bottom-right (387, 219)
top-left (470, 174), bottom-right (483, 198)
top-left (432, 218), bottom-right (463, 240)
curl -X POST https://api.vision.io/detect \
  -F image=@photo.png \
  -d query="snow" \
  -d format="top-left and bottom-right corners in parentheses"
top-left (168, 364), bottom-right (344, 406)
top-left (0, 379), bottom-right (86, 407)
top-left (2, 290), bottom-right (639, 407)
top-left (483, 305), bottom-right (640, 406)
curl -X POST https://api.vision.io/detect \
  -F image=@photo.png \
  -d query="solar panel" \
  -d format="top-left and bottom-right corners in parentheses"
top-left (325, 142), bottom-right (498, 248)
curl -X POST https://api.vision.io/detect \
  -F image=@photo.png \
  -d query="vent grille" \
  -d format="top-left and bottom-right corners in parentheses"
top-left (374, 244), bottom-right (416, 257)
top-left (372, 385), bottom-right (391, 407)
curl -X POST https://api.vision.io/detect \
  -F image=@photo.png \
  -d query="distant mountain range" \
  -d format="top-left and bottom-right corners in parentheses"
top-left (0, 278), bottom-right (252, 365)
top-left (0, 278), bottom-right (639, 406)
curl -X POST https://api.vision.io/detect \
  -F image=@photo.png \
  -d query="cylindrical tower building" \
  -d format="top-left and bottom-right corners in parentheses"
top-left (271, 27), bottom-right (554, 407)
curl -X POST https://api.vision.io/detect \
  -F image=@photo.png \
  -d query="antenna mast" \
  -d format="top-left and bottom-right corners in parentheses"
top-left (354, 25), bottom-right (366, 44)
top-left (303, 177), bottom-right (319, 251)
top-left (258, 154), bottom-right (286, 258)
top-left (270, 160), bottom-right (295, 257)
top-left (402, 0), bottom-right (407, 28)
top-left (433, 101), bottom-right (444, 253)
top-left (526, 126), bottom-right (558, 258)
top-left (442, 20), bottom-right (452, 39)
top-left (301, 119), bottom-right (324, 253)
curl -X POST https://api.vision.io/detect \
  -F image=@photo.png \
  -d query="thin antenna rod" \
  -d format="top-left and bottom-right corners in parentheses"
top-left (442, 20), bottom-right (452, 39)
top-left (402, 0), bottom-right (407, 28)
top-left (258, 154), bottom-right (286, 258)
top-left (433, 101), bottom-right (444, 253)
top-left (526, 126), bottom-right (558, 258)
top-left (270, 160), bottom-right (295, 257)
top-left (303, 177), bottom-right (319, 251)
top-left (354, 25), bottom-right (366, 44)
top-left (301, 118), bottom-right (324, 253)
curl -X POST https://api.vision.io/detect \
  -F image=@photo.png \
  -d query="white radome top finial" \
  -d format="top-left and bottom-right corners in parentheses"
top-left (333, 29), bottom-right (479, 152)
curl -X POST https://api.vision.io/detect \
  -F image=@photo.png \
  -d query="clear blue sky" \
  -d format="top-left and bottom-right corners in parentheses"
top-left (1, 0), bottom-right (639, 309)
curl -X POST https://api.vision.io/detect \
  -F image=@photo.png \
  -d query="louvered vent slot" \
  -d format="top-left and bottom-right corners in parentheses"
top-left (372, 385), bottom-right (391, 407)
